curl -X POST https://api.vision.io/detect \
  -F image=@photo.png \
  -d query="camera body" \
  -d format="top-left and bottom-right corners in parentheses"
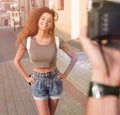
top-left (88, 1), bottom-right (120, 43)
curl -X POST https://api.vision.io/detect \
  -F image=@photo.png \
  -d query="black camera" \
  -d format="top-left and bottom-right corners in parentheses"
top-left (88, 1), bottom-right (120, 44)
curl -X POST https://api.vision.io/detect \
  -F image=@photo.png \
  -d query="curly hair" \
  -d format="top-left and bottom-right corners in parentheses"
top-left (16, 7), bottom-right (58, 45)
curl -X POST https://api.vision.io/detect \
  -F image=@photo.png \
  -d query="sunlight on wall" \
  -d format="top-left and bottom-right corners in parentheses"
top-left (71, 0), bottom-right (80, 39)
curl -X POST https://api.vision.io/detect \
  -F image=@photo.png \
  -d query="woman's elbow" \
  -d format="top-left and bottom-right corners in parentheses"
top-left (13, 58), bottom-right (19, 67)
top-left (72, 54), bottom-right (78, 63)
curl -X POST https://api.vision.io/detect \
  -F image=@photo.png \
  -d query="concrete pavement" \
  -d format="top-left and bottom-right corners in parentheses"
top-left (0, 28), bottom-right (91, 115)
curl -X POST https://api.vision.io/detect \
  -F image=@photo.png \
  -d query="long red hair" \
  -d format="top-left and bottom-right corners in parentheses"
top-left (16, 7), bottom-right (58, 45)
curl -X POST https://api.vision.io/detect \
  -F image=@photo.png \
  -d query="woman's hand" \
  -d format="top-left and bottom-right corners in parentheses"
top-left (26, 75), bottom-right (35, 84)
top-left (57, 73), bottom-right (66, 80)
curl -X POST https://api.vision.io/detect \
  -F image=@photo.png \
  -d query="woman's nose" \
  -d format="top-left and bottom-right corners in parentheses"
top-left (43, 19), bottom-right (48, 23)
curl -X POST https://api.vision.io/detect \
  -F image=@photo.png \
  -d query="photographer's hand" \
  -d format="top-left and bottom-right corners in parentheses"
top-left (79, 26), bottom-right (105, 67)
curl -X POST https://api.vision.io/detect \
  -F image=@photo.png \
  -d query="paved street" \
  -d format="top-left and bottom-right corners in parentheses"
top-left (0, 28), bottom-right (91, 115)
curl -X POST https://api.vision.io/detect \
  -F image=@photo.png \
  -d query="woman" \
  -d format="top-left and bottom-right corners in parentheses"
top-left (79, 27), bottom-right (120, 115)
top-left (14, 7), bottom-right (77, 115)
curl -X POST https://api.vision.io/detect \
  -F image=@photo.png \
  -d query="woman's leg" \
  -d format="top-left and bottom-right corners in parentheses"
top-left (49, 99), bottom-right (59, 115)
top-left (35, 99), bottom-right (50, 115)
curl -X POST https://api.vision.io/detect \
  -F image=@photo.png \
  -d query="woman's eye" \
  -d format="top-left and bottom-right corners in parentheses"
top-left (41, 17), bottom-right (52, 23)
top-left (41, 18), bottom-right (45, 20)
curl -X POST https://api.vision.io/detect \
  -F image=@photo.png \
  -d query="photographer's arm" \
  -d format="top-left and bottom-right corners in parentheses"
top-left (79, 26), bottom-right (105, 67)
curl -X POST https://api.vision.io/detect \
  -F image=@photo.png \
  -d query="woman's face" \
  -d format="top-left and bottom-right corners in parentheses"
top-left (38, 12), bottom-right (53, 31)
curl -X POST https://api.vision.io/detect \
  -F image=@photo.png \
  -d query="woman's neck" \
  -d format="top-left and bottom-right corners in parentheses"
top-left (36, 30), bottom-right (50, 40)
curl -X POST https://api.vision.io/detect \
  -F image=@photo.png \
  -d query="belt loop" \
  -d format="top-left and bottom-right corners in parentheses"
top-left (53, 70), bottom-right (56, 74)
top-left (52, 70), bottom-right (54, 75)
top-left (51, 71), bottom-right (54, 76)
top-left (54, 68), bottom-right (57, 74)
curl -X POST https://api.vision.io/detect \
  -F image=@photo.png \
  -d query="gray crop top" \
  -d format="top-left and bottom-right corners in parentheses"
top-left (22, 36), bottom-right (65, 68)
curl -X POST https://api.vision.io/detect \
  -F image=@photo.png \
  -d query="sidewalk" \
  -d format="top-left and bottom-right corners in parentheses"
top-left (0, 28), bottom-right (91, 115)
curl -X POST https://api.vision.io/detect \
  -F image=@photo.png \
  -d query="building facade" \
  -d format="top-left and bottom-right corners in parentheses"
top-left (1, 0), bottom-right (118, 39)
top-left (51, 0), bottom-right (88, 40)
top-left (19, 0), bottom-right (88, 39)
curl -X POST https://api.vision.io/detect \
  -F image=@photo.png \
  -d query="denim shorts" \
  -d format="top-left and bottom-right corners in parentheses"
top-left (30, 68), bottom-right (63, 100)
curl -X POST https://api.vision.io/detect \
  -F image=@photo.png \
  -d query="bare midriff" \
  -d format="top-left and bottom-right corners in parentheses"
top-left (33, 65), bottom-right (57, 73)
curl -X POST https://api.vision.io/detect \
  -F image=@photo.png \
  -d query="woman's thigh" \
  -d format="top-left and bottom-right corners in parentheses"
top-left (49, 99), bottom-right (59, 114)
top-left (35, 99), bottom-right (50, 115)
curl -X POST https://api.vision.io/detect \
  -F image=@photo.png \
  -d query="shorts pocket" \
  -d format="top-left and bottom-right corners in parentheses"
top-left (31, 79), bottom-right (45, 97)
top-left (50, 78), bottom-right (63, 96)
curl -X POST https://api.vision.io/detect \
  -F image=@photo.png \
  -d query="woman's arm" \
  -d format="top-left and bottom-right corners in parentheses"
top-left (60, 42), bottom-right (78, 78)
top-left (14, 43), bottom-right (34, 83)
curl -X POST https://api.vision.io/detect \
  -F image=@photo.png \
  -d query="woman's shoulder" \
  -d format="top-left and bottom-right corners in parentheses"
top-left (21, 36), bottom-right (33, 48)
top-left (55, 36), bottom-right (66, 49)
top-left (55, 36), bottom-right (65, 43)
